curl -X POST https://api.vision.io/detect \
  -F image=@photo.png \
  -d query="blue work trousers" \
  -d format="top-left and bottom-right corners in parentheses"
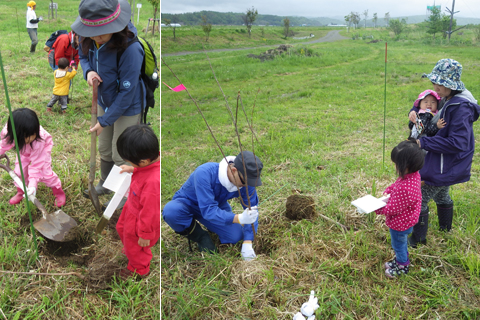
top-left (162, 199), bottom-right (257, 243)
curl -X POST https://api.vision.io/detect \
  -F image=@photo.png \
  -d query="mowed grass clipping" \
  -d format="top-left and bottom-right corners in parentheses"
top-left (161, 26), bottom-right (480, 319)
top-left (0, 2), bottom-right (160, 319)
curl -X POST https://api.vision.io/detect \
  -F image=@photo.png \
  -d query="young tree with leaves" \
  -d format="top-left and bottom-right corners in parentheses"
top-left (384, 12), bottom-right (390, 27)
top-left (363, 10), bottom-right (368, 28)
top-left (242, 7), bottom-right (258, 38)
top-left (389, 18), bottom-right (406, 36)
top-left (441, 15), bottom-right (457, 39)
top-left (201, 15), bottom-right (212, 42)
top-left (146, 0), bottom-right (159, 35)
top-left (351, 12), bottom-right (360, 30)
top-left (372, 13), bottom-right (378, 28)
top-left (344, 14), bottom-right (352, 32)
top-left (283, 17), bottom-right (290, 38)
top-left (426, 6), bottom-right (442, 39)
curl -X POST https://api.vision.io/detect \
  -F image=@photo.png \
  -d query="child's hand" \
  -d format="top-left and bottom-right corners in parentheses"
top-left (119, 165), bottom-right (134, 174)
top-left (138, 237), bottom-right (150, 247)
top-left (408, 111), bottom-right (417, 123)
top-left (437, 118), bottom-right (446, 129)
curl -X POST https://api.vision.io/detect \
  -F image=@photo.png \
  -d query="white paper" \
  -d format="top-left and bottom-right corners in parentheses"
top-left (351, 195), bottom-right (388, 214)
top-left (103, 165), bottom-right (132, 192)
top-left (102, 176), bottom-right (130, 219)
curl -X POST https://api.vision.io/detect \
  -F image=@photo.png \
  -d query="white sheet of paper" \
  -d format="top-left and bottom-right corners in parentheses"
top-left (351, 195), bottom-right (388, 214)
top-left (103, 165), bottom-right (132, 193)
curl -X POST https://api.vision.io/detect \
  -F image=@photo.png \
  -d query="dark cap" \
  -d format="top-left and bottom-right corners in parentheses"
top-left (234, 151), bottom-right (263, 187)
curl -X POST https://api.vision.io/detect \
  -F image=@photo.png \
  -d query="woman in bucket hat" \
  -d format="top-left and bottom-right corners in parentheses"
top-left (72, 0), bottom-right (145, 220)
top-left (407, 59), bottom-right (480, 247)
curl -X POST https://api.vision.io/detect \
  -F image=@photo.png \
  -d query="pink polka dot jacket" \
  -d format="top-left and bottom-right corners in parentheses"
top-left (375, 171), bottom-right (422, 231)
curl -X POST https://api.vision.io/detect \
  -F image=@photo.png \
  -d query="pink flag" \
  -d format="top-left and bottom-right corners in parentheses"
top-left (163, 82), bottom-right (186, 92)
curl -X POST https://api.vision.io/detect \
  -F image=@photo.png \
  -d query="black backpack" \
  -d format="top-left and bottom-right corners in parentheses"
top-left (117, 36), bottom-right (159, 124)
top-left (44, 29), bottom-right (68, 51)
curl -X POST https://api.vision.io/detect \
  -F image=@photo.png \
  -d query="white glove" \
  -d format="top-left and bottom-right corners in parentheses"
top-left (26, 187), bottom-right (36, 201)
top-left (301, 291), bottom-right (319, 317)
top-left (293, 312), bottom-right (306, 320)
top-left (38, 16), bottom-right (43, 21)
top-left (237, 206), bottom-right (258, 225)
top-left (241, 242), bottom-right (256, 261)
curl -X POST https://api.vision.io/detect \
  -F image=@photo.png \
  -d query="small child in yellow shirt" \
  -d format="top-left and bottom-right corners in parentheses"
top-left (46, 57), bottom-right (77, 114)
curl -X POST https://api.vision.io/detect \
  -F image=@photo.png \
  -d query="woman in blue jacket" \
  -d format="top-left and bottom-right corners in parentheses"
top-left (408, 59), bottom-right (480, 247)
top-left (72, 0), bottom-right (145, 207)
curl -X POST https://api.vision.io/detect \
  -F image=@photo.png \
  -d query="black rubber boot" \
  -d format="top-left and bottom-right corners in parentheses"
top-left (437, 204), bottom-right (453, 232)
top-left (408, 210), bottom-right (429, 248)
top-left (178, 220), bottom-right (217, 253)
top-left (83, 159), bottom-right (114, 199)
top-left (30, 44), bottom-right (36, 53)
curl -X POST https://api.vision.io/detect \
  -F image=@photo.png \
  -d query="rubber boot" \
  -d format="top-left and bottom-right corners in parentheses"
top-left (9, 188), bottom-right (24, 205)
top-left (408, 210), bottom-right (429, 248)
top-left (30, 44), bottom-right (36, 53)
top-left (178, 220), bottom-right (217, 253)
top-left (52, 187), bottom-right (66, 207)
top-left (83, 159), bottom-right (114, 198)
top-left (437, 204), bottom-right (453, 232)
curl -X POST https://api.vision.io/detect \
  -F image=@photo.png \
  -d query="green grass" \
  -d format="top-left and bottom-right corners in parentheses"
top-left (162, 25), bottom-right (480, 318)
top-left (0, 1), bottom-right (160, 319)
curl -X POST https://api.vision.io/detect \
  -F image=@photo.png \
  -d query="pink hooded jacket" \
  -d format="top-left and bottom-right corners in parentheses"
top-left (0, 125), bottom-right (61, 189)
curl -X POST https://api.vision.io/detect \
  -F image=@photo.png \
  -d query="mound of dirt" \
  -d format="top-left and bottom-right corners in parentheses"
top-left (247, 44), bottom-right (293, 62)
top-left (285, 194), bottom-right (316, 220)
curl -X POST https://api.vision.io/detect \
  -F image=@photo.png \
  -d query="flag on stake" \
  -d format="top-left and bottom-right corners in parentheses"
top-left (163, 82), bottom-right (186, 92)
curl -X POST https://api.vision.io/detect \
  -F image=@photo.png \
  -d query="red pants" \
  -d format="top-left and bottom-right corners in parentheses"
top-left (116, 210), bottom-right (160, 276)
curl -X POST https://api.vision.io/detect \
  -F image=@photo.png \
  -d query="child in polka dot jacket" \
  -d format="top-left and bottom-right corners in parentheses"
top-left (376, 139), bottom-right (424, 278)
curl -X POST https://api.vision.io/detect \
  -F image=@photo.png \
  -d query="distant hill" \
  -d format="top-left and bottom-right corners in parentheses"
top-left (161, 11), bottom-right (480, 27)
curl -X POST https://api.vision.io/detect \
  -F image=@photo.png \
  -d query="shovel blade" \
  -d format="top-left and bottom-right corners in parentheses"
top-left (89, 187), bottom-right (102, 216)
top-left (33, 210), bottom-right (78, 242)
top-left (95, 217), bottom-right (109, 234)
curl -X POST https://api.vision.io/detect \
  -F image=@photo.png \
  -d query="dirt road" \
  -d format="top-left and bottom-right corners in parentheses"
top-left (161, 30), bottom-right (349, 57)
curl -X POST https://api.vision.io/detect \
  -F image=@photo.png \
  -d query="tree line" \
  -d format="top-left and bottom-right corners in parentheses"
top-left (161, 11), bottom-right (343, 27)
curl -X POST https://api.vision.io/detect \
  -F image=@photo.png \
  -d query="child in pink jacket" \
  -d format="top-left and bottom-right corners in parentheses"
top-left (0, 108), bottom-right (66, 207)
top-left (376, 139), bottom-right (424, 278)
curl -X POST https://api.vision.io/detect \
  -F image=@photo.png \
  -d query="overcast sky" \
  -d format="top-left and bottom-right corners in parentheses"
top-left (161, 0), bottom-right (480, 19)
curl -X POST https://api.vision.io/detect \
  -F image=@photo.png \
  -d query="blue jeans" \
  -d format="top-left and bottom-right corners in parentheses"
top-left (389, 227), bottom-right (413, 265)
top-left (162, 199), bottom-right (258, 243)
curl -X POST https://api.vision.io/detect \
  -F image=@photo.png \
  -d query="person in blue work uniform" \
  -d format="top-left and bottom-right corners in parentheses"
top-left (72, 0), bottom-right (145, 210)
top-left (162, 151), bottom-right (263, 261)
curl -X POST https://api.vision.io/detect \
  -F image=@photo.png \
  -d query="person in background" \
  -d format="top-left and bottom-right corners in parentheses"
top-left (48, 31), bottom-right (80, 71)
top-left (72, 0), bottom-right (145, 211)
top-left (46, 57), bottom-right (77, 114)
top-left (408, 59), bottom-right (480, 247)
top-left (26, 1), bottom-right (42, 53)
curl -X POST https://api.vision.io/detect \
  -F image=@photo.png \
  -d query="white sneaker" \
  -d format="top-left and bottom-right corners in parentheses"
top-left (241, 243), bottom-right (256, 261)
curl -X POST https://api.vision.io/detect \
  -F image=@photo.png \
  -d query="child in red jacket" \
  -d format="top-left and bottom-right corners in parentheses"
top-left (376, 139), bottom-right (424, 278)
top-left (115, 124), bottom-right (160, 280)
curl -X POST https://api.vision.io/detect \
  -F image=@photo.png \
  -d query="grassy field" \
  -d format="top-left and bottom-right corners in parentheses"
top-left (0, 1), bottom-right (160, 319)
top-left (161, 25), bottom-right (480, 318)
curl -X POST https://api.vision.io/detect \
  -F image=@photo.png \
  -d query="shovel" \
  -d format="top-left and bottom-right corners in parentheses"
top-left (0, 154), bottom-right (78, 242)
top-left (88, 79), bottom-right (102, 216)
